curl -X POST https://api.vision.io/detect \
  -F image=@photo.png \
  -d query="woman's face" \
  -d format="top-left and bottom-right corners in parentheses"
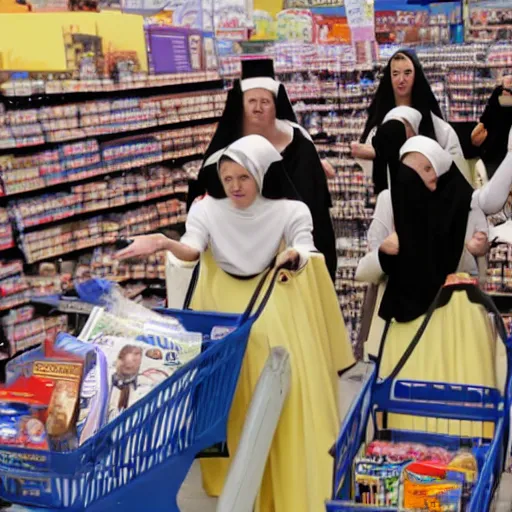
top-left (391, 55), bottom-right (415, 103)
top-left (402, 152), bottom-right (437, 191)
top-left (243, 89), bottom-right (276, 129)
top-left (219, 159), bottom-right (258, 209)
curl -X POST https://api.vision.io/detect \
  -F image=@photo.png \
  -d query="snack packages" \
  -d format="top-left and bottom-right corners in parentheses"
top-left (3, 337), bottom-right (86, 451)
top-left (353, 459), bottom-right (405, 507)
top-left (354, 461), bottom-right (403, 506)
top-left (402, 462), bottom-right (464, 512)
top-left (366, 440), bottom-right (453, 465)
top-left (0, 377), bottom-right (54, 450)
top-left (54, 333), bottom-right (108, 445)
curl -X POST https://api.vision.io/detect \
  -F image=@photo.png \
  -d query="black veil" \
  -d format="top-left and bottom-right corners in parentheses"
top-left (361, 49), bottom-right (443, 143)
top-left (479, 85), bottom-right (512, 176)
top-left (378, 161), bottom-right (473, 323)
top-left (371, 119), bottom-right (408, 194)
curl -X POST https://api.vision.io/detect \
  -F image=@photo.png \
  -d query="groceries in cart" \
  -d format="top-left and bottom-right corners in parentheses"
top-left (0, 336), bottom-right (87, 452)
top-left (351, 437), bottom-right (480, 510)
top-left (0, 280), bottom-right (219, 455)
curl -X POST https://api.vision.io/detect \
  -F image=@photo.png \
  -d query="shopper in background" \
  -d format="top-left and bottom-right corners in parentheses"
top-left (355, 136), bottom-right (505, 429)
top-left (187, 58), bottom-right (338, 280)
top-left (351, 49), bottom-right (465, 177)
top-left (471, 75), bottom-right (512, 178)
top-left (116, 135), bottom-right (355, 512)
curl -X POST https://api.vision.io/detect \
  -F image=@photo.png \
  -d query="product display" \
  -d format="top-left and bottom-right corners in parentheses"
top-left (0, 71), bottom-right (224, 359)
top-left (351, 439), bottom-right (480, 510)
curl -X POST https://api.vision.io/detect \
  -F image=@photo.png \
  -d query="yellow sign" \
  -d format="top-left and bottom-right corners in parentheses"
top-left (0, 11), bottom-right (148, 71)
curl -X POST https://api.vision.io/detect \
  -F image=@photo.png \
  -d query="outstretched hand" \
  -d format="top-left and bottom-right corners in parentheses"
top-left (114, 234), bottom-right (162, 261)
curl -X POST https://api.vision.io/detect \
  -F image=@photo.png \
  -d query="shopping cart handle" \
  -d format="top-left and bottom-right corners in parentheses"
top-left (239, 264), bottom-right (287, 325)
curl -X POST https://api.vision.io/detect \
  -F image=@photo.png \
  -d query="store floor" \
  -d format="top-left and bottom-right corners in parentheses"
top-left (178, 368), bottom-right (364, 511)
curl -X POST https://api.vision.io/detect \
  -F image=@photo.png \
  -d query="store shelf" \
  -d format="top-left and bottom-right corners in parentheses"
top-left (17, 189), bottom-right (187, 233)
top-left (0, 114), bottom-right (221, 155)
top-left (1, 149), bottom-right (203, 200)
top-left (1, 76), bottom-right (223, 104)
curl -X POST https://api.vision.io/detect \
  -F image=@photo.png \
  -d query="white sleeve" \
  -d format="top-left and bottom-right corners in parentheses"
top-left (180, 201), bottom-right (209, 253)
top-left (285, 202), bottom-right (316, 267)
top-left (473, 152), bottom-right (512, 215)
top-left (432, 113), bottom-right (464, 158)
top-left (355, 191), bottom-right (394, 284)
top-left (368, 190), bottom-right (393, 251)
top-left (356, 126), bottom-right (378, 179)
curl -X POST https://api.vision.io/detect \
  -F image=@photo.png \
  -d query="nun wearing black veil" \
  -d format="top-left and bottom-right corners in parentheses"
top-left (351, 49), bottom-right (467, 184)
top-left (355, 136), bottom-right (507, 431)
top-left (187, 58), bottom-right (338, 280)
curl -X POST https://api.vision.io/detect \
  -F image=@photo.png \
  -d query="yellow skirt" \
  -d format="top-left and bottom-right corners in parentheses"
top-left (368, 286), bottom-right (506, 438)
top-left (190, 251), bottom-right (355, 512)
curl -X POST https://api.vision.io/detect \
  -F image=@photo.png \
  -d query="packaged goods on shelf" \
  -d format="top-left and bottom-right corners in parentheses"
top-left (0, 71), bottom-right (220, 97)
top-left (0, 89), bottom-right (225, 151)
top-left (0, 208), bottom-right (14, 250)
top-left (0, 123), bottom-right (217, 196)
top-left (8, 164), bottom-right (190, 231)
top-left (19, 199), bottom-right (186, 264)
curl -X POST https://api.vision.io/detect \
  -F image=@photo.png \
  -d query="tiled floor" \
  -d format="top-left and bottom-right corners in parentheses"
top-left (178, 462), bottom-right (217, 512)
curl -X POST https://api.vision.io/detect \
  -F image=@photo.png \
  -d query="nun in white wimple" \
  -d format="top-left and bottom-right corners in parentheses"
top-left (356, 136), bottom-right (488, 294)
top-left (356, 136), bottom-right (489, 354)
top-left (116, 134), bottom-right (316, 274)
top-left (354, 136), bottom-right (503, 432)
top-left (117, 135), bottom-right (355, 511)
top-left (383, 105), bottom-right (422, 135)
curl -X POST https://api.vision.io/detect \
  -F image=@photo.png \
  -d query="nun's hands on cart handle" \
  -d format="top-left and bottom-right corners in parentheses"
top-left (275, 248), bottom-right (300, 272)
top-left (240, 261), bottom-right (296, 324)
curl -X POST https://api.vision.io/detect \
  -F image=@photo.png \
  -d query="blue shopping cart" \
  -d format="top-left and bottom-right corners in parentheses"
top-left (0, 266), bottom-right (283, 512)
top-left (327, 281), bottom-right (512, 511)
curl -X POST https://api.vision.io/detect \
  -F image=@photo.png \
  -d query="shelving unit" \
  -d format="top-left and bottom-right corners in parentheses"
top-left (0, 72), bottom-right (224, 359)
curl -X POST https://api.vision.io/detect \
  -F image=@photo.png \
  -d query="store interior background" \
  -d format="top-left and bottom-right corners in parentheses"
top-left (0, 0), bottom-right (511, 359)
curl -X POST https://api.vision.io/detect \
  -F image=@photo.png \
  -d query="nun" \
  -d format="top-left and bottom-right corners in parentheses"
top-left (187, 58), bottom-right (338, 280)
top-left (471, 75), bottom-right (512, 178)
top-left (355, 137), bottom-right (506, 430)
top-left (353, 106), bottom-right (422, 194)
top-left (116, 135), bottom-right (355, 512)
top-left (351, 49), bottom-right (466, 179)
